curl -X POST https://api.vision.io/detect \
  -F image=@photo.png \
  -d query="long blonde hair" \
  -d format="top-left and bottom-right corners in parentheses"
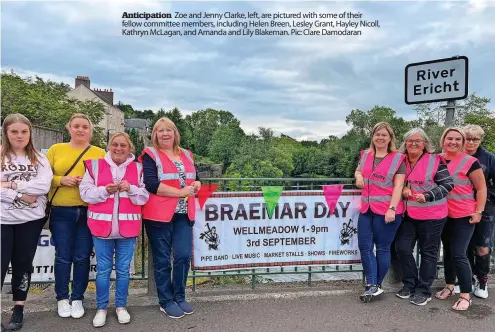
top-left (369, 122), bottom-right (397, 153)
top-left (151, 117), bottom-right (182, 155)
top-left (1, 113), bottom-right (43, 166)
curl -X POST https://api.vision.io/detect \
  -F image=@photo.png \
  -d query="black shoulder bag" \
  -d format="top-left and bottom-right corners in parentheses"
top-left (44, 145), bottom-right (91, 223)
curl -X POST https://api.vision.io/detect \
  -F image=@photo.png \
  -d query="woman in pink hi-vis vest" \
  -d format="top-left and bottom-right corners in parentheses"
top-left (434, 127), bottom-right (486, 311)
top-left (138, 117), bottom-right (201, 319)
top-left (355, 122), bottom-right (406, 303)
top-left (394, 128), bottom-right (453, 306)
top-left (79, 133), bottom-right (149, 327)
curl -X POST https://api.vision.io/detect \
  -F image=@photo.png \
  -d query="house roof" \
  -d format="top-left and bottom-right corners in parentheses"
top-left (124, 118), bottom-right (150, 129)
top-left (67, 84), bottom-right (120, 111)
top-left (92, 90), bottom-right (112, 105)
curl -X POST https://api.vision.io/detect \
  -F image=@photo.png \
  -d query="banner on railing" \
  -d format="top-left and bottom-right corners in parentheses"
top-left (4, 229), bottom-right (136, 283)
top-left (192, 189), bottom-right (362, 271)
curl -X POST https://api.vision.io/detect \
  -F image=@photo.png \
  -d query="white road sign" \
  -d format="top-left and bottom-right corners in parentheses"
top-left (405, 56), bottom-right (468, 104)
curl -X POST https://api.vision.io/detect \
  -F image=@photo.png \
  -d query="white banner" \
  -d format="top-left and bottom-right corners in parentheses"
top-left (4, 230), bottom-right (136, 283)
top-left (192, 190), bottom-right (362, 271)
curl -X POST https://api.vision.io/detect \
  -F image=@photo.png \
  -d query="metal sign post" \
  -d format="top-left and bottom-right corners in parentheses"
top-left (444, 100), bottom-right (456, 127)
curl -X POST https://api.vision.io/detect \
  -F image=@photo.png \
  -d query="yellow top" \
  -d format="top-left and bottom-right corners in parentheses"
top-left (45, 143), bottom-right (106, 206)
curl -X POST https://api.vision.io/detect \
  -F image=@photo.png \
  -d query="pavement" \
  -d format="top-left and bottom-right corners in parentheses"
top-left (1, 280), bottom-right (495, 332)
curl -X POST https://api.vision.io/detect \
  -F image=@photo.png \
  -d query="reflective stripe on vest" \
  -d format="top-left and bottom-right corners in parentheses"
top-left (85, 158), bottom-right (143, 238)
top-left (361, 196), bottom-right (391, 202)
top-left (404, 153), bottom-right (448, 219)
top-left (407, 154), bottom-right (436, 205)
top-left (147, 147), bottom-right (196, 181)
top-left (362, 152), bottom-right (403, 198)
top-left (90, 159), bottom-right (99, 186)
top-left (407, 197), bottom-right (447, 207)
top-left (445, 153), bottom-right (477, 218)
top-left (447, 155), bottom-right (474, 199)
top-left (360, 150), bottom-right (405, 215)
top-left (88, 211), bottom-right (142, 221)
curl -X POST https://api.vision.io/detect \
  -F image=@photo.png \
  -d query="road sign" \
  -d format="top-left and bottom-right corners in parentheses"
top-left (405, 56), bottom-right (468, 104)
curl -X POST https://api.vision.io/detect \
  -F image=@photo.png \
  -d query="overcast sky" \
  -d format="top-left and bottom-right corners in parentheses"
top-left (2, 0), bottom-right (494, 141)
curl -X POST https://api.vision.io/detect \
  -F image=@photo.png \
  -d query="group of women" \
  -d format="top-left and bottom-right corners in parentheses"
top-left (1, 113), bottom-right (494, 331)
top-left (355, 122), bottom-right (494, 311)
top-left (1, 113), bottom-right (199, 330)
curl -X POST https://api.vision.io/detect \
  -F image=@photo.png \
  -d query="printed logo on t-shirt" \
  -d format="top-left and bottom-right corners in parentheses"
top-left (2, 163), bottom-right (38, 210)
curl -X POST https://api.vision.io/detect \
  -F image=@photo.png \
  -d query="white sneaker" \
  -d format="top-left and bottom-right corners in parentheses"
top-left (93, 310), bottom-right (107, 327)
top-left (57, 299), bottom-right (72, 318)
top-left (116, 308), bottom-right (131, 324)
top-left (71, 300), bottom-right (85, 318)
top-left (474, 284), bottom-right (489, 299)
top-left (454, 284), bottom-right (475, 294)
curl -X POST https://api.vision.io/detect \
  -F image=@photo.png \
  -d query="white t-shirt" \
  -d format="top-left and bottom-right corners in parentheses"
top-left (1, 153), bottom-right (53, 224)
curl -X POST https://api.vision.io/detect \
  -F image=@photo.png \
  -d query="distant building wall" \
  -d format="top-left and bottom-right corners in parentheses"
top-left (32, 126), bottom-right (64, 150)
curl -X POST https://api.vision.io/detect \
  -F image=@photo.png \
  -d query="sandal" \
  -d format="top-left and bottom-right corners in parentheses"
top-left (452, 296), bottom-right (472, 311)
top-left (435, 286), bottom-right (454, 300)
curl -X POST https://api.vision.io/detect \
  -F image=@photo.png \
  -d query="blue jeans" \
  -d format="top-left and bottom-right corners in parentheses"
top-left (49, 206), bottom-right (93, 301)
top-left (93, 237), bottom-right (137, 310)
top-left (144, 214), bottom-right (193, 308)
top-left (358, 209), bottom-right (402, 286)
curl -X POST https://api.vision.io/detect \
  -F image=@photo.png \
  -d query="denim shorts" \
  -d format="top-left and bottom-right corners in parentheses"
top-left (472, 212), bottom-right (495, 248)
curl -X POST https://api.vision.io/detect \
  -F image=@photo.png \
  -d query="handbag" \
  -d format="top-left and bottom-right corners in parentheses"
top-left (44, 145), bottom-right (92, 223)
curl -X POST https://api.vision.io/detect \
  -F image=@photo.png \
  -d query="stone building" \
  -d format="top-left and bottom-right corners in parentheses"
top-left (66, 76), bottom-right (124, 137)
top-left (124, 118), bottom-right (151, 146)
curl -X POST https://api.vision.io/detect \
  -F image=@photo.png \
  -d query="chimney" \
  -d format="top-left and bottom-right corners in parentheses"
top-left (75, 76), bottom-right (90, 89)
top-left (94, 87), bottom-right (114, 105)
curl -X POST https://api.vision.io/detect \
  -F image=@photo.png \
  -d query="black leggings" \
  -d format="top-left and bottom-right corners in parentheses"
top-left (1, 218), bottom-right (45, 301)
top-left (441, 216), bottom-right (475, 294)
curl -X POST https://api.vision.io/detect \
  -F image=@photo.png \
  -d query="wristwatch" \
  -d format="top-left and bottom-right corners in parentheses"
top-left (477, 210), bottom-right (484, 215)
top-left (15, 192), bottom-right (22, 201)
top-left (389, 206), bottom-right (396, 211)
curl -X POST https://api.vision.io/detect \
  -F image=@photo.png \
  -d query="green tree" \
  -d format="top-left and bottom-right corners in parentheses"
top-left (117, 102), bottom-right (136, 119)
top-left (134, 109), bottom-right (155, 120)
top-left (125, 128), bottom-right (145, 158)
top-left (1, 70), bottom-right (106, 148)
top-left (185, 108), bottom-right (239, 156)
top-left (207, 122), bottom-right (245, 167)
top-left (414, 93), bottom-right (491, 127)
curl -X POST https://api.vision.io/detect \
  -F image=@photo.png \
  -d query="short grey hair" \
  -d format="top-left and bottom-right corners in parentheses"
top-left (399, 127), bottom-right (435, 154)
top-left (462, 124), bottom-right (484, 139)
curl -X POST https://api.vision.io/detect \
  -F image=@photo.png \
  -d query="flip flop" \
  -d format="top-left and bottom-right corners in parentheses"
top-left (452, 296), bottom-right (472, 311)
top-left (435, 287), bottom-right (454, 300)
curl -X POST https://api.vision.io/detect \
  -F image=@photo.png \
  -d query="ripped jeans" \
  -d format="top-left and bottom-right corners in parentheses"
top-left (1, 217), bottom-right (46, 301)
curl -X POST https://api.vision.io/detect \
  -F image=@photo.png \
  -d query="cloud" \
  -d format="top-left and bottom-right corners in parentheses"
top-left (1, 0), bottom-right (494, 143)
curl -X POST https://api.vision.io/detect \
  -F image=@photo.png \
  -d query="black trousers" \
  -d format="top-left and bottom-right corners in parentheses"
top-left (395, 214), bottom-right (446, 297)
top-left (441, 216), bottom-right (476, 293)
top-left (1, 218), bottom-right (45, 301)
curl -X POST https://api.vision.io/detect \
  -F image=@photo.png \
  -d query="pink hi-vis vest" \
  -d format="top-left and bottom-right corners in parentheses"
top-left (443, 152), bottom-right (477, 218)
top-left (359, 150), bottom-right (405, 215)
top-left (138, 147), bottom-right (196, 223)
top-left (84, 159), bottom-right (143, 238)
top-left (405, 153), bottom-right (448, 220)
